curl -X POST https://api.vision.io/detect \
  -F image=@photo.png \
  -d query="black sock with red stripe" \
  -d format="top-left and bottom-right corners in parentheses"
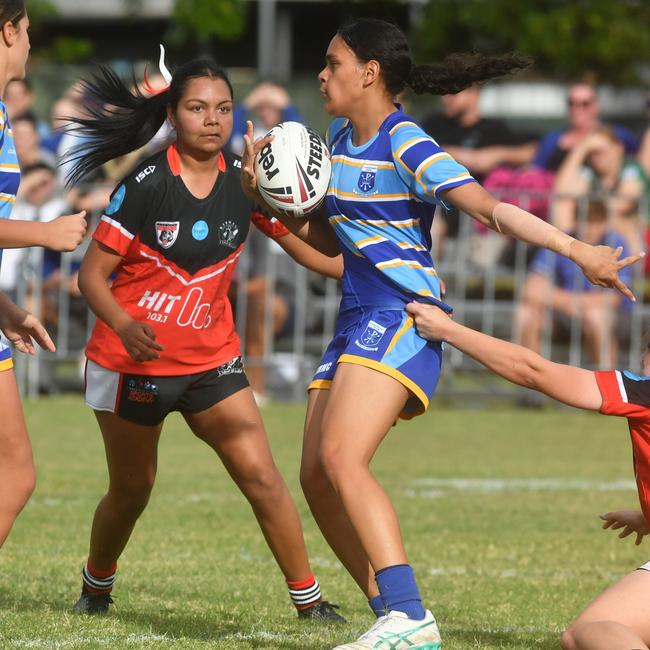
top-left (81, 560), bottom-right (117, 594)
top-left (287, 573), bottom-right (321, 612)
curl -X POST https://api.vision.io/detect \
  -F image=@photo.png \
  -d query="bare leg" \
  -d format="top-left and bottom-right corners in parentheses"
top-left (561, 569), bottom-right (650, 650)
top-left (87, 412), bottom-right (162, 570)
top-left (300, 388), bottom-right (378, 597)
top-left (0, 369), bottom-right (35, 547)
top-left (184, 387), bottom-right (311, 581)
top-left (317, 363), bottom-right (410, 571)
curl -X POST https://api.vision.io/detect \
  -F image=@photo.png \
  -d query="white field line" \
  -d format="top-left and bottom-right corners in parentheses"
top-left (7, 635), bottom-right (169, 648)
top-left (404, 477), bottom-right (635, 497)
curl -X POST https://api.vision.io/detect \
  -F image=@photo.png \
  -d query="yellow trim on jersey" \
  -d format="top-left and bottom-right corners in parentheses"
top-left (376, 259), bottom-right (438, 276)
top-left (433, 172), bottom-right (473, 194)
top-left (388, 121), bottom-right (419, 135)
top-left (384, 316), bottom-right (414, 356)
top-left (308, 379), bottom-right (333, 392)
top-left (331, 155), bottom-right (394, 170)
top-left (0, 358), bottom-right (14, 372)
top-left (338, 354), bottom-right (429, 412)
top-left (327, 188), bottom-right (415, 202)
top-left (0, 163), bottom-right (20, 172)
top-left (355, 235), bottom-right (388, 248)
top-left (415, 153), bottom-right (453, 192)
top-left (393, 153), bottom-right (417, 179)
top-left (0, 193), bottom-right (16, 204)
top-left (395, 137), bottom-right (429, 158)
top-left (397, 242), bottom-right (427, 251)
top-left (329, 214), bottom-right (419, 229)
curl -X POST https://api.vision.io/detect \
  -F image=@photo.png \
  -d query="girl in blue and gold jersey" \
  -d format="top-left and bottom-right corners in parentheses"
top-left (242, 18), bottom-right (643, 650)
top-left (0, 0), bottom-right (87, 551)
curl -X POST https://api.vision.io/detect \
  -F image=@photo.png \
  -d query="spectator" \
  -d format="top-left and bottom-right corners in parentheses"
top-left (639, 90), bottom-right (650, 179)
top-left (552, 127), bottom-right (648, 253)
top-left (515, 200), bottom-right (632, 369)
top-left (421, 85), bottom-right (537, 183)
top-left (420, 85), bottom-right (537, 260)
top-left (229, 80), bottom-right (302, 155)
top-left (533, 82), bottom-right (639, 172)
top-left (11, 112), bottom-right (56, 168)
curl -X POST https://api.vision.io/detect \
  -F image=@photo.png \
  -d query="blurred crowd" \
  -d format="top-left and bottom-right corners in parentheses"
top-left (6, 73), bottom-right (650, 398)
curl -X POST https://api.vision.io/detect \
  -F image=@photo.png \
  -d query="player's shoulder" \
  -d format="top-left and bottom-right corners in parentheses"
top-left (326, 117), bottom-right (351, 150)
top-left (385, 110), bottom-right (440, 152)
top-left (120, 148), bottom-right (168, 193)
top-left (221, 148), bottom-right (244, 176)
top-left (615, 370), bottom-right (650, 407)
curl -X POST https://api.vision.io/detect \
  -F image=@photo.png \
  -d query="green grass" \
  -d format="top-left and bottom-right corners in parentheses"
top-left (0, 396), bottom-right (642, 649)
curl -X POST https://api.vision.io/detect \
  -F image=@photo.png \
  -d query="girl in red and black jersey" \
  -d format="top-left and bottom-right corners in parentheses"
top-left (408, 302), bottom-right (650, 650)
top-left (65, 57), bottom-right (344, 619)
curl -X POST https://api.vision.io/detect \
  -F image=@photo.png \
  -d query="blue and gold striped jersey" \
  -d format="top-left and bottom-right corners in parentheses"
top-left (324, 109), bottom-right (475, 310)
top-left (0, 101), bottom-right (21, 269)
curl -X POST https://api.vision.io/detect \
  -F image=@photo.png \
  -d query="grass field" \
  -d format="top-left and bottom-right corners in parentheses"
top-left (0, 394), bottom-right (643, 649)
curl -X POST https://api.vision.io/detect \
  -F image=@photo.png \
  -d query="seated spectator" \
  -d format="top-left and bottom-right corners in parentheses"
top-left (421, 85), bottom-right (538, 182)
top-left (515, 200), bottom-right (632, 369)
top-left (228, 81), bottom-right (303, 155)
top-left (420, 85), bottom-right (537, 260)
top-left (552, 127), bottom-right (648, 253)
top-left (534, 82), bottom-right (640, 172)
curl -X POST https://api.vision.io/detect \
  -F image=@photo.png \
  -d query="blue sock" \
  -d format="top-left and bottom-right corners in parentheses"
top-left (368, 594), bottom-right (385, 617)
top-left (375, 564), bottom-right (425, 620)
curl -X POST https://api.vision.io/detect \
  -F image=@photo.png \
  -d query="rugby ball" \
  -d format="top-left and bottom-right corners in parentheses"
top-left (255, 121), bottom-right (331, 218)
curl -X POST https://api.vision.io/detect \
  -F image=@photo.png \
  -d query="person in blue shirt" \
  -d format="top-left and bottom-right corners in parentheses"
top-left (0, 0), bottom-right (86, 551)
top-left (241, 18), bottom-right (642, 650)
top-left (518, 199), bottom-right (633, 368)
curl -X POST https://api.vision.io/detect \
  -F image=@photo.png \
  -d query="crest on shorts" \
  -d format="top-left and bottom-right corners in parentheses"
top-left (357, 165), bottom-right (377, 193)
top-left (155, 221), bottom-right (179, 249)
top-left (360, 319), bottom-right (387, 347)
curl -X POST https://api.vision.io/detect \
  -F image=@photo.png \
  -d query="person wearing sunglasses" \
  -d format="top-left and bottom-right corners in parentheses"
top-left (534, 82), bottom-right (640, 172)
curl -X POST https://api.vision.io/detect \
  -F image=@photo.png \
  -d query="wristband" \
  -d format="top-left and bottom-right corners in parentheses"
top-left (251, 210), bottom-right (290, 239)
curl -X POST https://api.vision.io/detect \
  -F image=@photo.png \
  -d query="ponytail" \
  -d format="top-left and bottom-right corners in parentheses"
top-left (64, 66), bottom-right (169, 187)
top-left (338, 18), bottom-right (531, 97)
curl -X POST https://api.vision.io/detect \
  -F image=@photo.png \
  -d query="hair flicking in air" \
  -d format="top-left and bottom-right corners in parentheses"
top-left (64, 58), bottom-right (233, 187)
top-left (337, 18), bottom-right (532, 97)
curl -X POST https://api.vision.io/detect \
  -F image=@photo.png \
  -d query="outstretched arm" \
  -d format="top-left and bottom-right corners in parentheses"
top-left (443, 182), bottom-right (643, 301)
top-left (406, 302), bottom-right (602, 411)
top-left (274, 231), bottom-right (343, 279)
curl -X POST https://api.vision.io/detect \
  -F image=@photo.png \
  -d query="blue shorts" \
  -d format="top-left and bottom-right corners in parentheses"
top-left (308, 307), bottom-right (443, 420)
top-left (0, 339), bottom-right (12, 372)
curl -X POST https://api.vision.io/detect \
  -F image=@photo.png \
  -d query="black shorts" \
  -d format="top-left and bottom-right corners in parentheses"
top-left (85, 357), bottom-right (249, 426)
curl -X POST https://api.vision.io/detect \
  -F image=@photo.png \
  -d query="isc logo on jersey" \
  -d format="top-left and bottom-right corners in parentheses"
top-left (138, 287), bottom-right (213, 330)
top-left (135, 165), bottom-right (156, 183)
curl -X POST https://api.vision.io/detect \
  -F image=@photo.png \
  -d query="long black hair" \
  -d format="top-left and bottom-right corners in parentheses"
top-left (337, 18), bottom-right (531, 96)
top-left (0, 1), bottom-right (26, 27)
top-left (64, 58), bottom-right (233, 187)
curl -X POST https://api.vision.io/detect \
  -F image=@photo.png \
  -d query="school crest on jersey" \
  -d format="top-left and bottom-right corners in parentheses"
top-left (357, 319), bottom-right (387, 351)
top-left (155, 221), bottom-right (179, 249)
top-left (218, 220), bottom-right (239, 249)
top-left (357, 165), bottom-right (377, 193)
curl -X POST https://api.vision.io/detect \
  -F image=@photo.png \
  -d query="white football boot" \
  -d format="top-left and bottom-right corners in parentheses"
top-left (332, 609), bottom-right (441, 649)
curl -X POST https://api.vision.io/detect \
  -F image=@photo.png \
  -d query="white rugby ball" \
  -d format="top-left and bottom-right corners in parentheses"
top-left (255, 121), bottom-right (331, 218)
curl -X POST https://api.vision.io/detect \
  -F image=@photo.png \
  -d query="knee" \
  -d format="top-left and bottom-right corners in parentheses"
top-left (318, 438), bottom-right (358, 489)
top-left (300, 457), bottom-right (331, 504)
top-left (5, 463), bottom-right (36, 516)
top-left (108, 475), bottom-right (155, 517)
top-left (559, 627), bottom-right (577, 650)
top-left (236, 460), bottom-right (286, 506)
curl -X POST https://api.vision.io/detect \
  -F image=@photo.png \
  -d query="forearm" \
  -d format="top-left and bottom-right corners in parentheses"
top-left (78, 270), bottom-right (131, 333)
top-left (0, 220), bottom-right (49, 249)
top-left (276, 232), bottom-right (343, 279)
top-left (274, 211), bottom-right (341, 257)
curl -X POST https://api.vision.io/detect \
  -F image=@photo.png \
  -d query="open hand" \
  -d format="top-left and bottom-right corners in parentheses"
top-left (571, 240), bottom-right (644, 301)
top-left (601, 510), bottom-right (650, 546)
top-left (0, 303), bottom-right (55, 355)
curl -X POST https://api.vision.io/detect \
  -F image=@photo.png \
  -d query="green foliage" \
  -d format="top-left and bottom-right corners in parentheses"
top-left (45, 36), bottom-right (94, 64)
top-left (0, 397), bottom-right (640, 648)
top-left (172, 0), bottom-right (247, 43)
top-left (413, 0), bottom-right (650, 84)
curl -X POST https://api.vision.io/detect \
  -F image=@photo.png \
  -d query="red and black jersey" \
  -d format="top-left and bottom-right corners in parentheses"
top-left (87, 144), bottom-right (254, 375)
top-left (596, 370), bottom-right (650, 524)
